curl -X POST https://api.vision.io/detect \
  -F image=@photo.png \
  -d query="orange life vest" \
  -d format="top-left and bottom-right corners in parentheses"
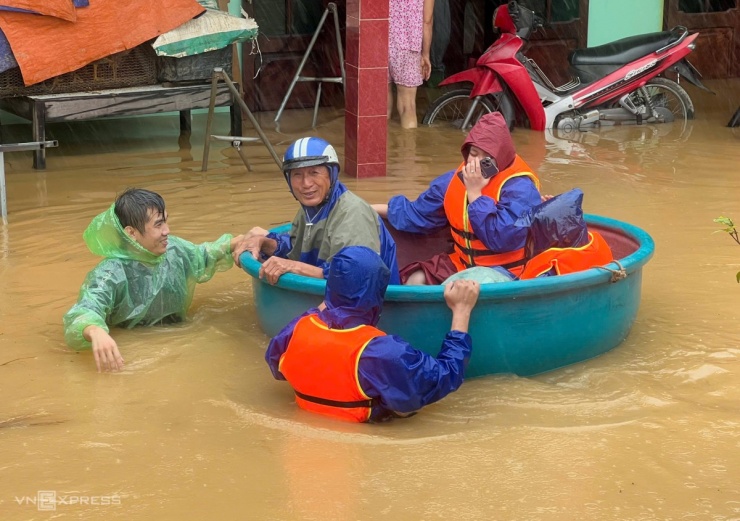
top-left (519, 230), bottom-right (614, 279)
top-left (279, 314), bottom-right (386, 422)
top-left (442, 155), bottom-right (540, 275)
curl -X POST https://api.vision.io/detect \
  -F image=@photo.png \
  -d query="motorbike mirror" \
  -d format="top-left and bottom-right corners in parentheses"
top-left (506, 0), bottom-right (539, 39)
top-left (508, 1), bottom-right (519, 22)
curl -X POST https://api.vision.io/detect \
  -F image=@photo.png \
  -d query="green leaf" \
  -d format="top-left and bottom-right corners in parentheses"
top-left (713, 216), bottom-right (738, 235)
top-left (714, 216), bottom-right (735, 227)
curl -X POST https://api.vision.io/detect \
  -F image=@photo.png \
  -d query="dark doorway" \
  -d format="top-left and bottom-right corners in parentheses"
top-left (664, 0), bottom-right (740, 79)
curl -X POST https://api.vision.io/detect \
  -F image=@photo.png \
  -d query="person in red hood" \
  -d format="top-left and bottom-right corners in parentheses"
top-left (372, 112), bottom-right (543, 284)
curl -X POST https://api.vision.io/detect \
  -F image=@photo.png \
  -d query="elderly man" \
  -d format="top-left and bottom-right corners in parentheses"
top-left (265, 246), bottom-right (480, 423)
top-left (233, 137), bottom-right (400, 284)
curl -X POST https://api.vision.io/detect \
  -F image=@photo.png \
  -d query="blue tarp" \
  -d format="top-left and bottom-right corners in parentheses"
top-left (0, 30), bottom-right (14, 73)
top-left (515, 188), bottom-right (590, 259)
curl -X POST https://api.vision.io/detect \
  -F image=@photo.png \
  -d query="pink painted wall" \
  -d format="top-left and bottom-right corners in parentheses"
top-left (344, 0), bottom-right (389, 178)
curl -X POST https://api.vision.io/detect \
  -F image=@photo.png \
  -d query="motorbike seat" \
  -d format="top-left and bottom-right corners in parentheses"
top-left (569, 30), bottom-right (680, 67)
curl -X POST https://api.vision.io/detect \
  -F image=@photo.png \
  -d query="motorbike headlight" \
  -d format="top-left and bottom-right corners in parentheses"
top-left (688, 42), bottom-right (696, 50)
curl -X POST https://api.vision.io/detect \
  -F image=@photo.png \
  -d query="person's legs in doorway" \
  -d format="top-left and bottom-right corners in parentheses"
top-left (396, 85), bottom-right (419, 129)
top-left (388, 49), bottom-right (423, 129)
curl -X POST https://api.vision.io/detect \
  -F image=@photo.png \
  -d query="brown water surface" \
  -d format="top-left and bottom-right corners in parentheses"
top-left (1, 81), bottom-right (739, 520)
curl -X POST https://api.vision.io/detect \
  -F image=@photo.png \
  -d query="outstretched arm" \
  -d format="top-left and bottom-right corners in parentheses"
top-left (358, 330), bottom-right (472, 413)
top-left (180, 234), bottom-right (236, 283)
top-left (231, 227), bottom-right (280, 267)
top-left (444, 279), bottom-right (479, 333)
top-left (371, 204), bottom-right (388, 219)
top-left (357, 279), bottom-right (480, 413)
top-left (381, 171), bottom-right (456, 234)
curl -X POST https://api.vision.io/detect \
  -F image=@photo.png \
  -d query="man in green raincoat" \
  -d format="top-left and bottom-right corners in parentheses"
top-left (63, 188), bottom-right (247, 372)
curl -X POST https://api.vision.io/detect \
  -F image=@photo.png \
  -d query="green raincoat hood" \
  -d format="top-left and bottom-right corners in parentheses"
top-left (83, 203), bottom-right (164, 265)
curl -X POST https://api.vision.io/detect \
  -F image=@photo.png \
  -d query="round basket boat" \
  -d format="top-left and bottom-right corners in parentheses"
top-left (240, 215), bottom-right (654, 377)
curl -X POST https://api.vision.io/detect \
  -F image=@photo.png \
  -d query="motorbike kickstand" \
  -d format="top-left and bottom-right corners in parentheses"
top-left (618, 94), bottom-right (642, 125)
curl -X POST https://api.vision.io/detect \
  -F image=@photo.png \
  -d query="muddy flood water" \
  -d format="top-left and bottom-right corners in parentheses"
top-left (1, 80), bottom-right (739, 520)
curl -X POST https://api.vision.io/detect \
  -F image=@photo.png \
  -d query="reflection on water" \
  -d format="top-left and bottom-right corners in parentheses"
top-left (0, 80), bottom-right (739, 520)
top-left (542, 122), bottom-right (694, 173)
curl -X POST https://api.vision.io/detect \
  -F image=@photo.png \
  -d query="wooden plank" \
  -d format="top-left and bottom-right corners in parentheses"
top-left (41, 85), bottom-right (233, 121)
top-left (0, 96), bottom-right (34, 120)
top-left (0, 84), bottom-right (236, 123)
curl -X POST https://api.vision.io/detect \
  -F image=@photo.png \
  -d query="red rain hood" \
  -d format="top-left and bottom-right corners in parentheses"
top-left (461, 112), bottom-right (516, 170)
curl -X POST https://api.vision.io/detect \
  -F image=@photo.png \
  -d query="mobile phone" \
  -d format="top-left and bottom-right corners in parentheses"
top-left (480, 156), bottom-right (499, 179)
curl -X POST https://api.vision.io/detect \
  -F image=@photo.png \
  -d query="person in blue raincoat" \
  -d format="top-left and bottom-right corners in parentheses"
top-left (265, 245), bottom-right (480, 423)
top-left (232, 137), bottom-right (400, 284)
top-left (63, 188), bottom-right (249, 372)
top-left (372, 112), bottom-right (542, 284)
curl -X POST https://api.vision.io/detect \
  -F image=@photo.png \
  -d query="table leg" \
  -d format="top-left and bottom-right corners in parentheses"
top-left (0, 151), bottom-right (6, 223)
top-left (230, 102), bottom-right (242, 137)
top-left (179, 110), bottom-right (192, 134)
top-left (32, 101), bottom-right (46, 170)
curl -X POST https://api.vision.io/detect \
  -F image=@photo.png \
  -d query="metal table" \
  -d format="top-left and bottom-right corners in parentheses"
top-left (0, 140), bottom-right (58, 223)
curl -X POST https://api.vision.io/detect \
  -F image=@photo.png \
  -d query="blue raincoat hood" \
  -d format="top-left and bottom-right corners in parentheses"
top-left (318, 246), bottom-right (390, 329)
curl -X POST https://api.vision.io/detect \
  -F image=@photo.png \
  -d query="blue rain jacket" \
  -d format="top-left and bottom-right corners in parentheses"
top-left (386, 170), bottom-right (542, 254)
top-left (265, 246), bottom-right (471, 422)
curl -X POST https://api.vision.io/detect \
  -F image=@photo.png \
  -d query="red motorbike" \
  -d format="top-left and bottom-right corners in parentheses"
top-left (423, 0), bottom-right (711, 132)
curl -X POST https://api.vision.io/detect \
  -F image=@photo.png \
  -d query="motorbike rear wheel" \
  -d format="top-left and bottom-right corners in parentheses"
top-left (422, 89), bottom-right (516, 131)
top-left (629, 77), bottom-right (695, 123)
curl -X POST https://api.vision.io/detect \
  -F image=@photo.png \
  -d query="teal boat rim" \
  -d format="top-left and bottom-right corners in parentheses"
top-left (239, 214), bottom-right (655, 301)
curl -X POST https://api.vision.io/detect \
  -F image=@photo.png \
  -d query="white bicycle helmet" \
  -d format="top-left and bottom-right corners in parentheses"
top-left (282, 137), bottom-right (340, 180)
